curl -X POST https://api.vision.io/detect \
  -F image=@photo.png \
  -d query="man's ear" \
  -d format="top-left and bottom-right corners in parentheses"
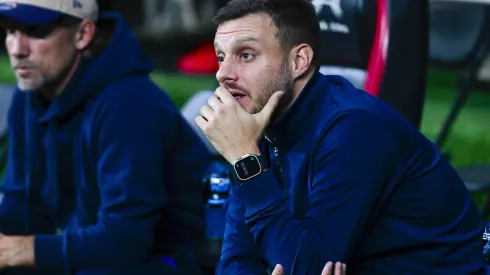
top-left (289, 44), bottom-right (314, 80)
top-left (74, 20), bottom-right (96, 51)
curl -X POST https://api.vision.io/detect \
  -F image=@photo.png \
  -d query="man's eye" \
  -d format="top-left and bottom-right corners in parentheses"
top-left (217, 56), bottom-right (225, 63)
top-left (241, 53), bottom-right (254, 61)
top-left (24, 25), bottom-right (55, 38)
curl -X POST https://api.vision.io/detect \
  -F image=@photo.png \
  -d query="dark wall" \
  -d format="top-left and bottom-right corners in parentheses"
top-left (99, 0), bottom-right (143, 28)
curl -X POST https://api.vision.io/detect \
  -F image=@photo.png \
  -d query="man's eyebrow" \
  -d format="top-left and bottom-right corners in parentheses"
top-left (214, 37), bottom-right (259, 54)
top-left (235, 37), bottom-right (259, 44)
top-left (214, 42), bottom-right (221, 52)
top-left (214, 37), bottom-right (259, 48)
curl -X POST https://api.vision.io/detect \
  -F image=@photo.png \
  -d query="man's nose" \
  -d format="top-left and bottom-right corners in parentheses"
top-left (216, 57), bottom-right (238, 83)
top-left (8, 31), bottom-right (30, 58)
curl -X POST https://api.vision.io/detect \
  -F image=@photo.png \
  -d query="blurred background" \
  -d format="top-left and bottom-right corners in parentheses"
top-left (0, 0), bottom-right (489, 272)
top-left (88, 0), bottom-right (489, 214)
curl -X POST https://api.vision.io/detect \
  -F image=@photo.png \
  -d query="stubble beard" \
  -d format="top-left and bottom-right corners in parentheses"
top-left (251, 59), bottom-right (294, 117)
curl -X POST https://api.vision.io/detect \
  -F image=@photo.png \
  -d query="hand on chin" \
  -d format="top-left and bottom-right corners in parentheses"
top-left (195, 86), bottom-right (284, 163)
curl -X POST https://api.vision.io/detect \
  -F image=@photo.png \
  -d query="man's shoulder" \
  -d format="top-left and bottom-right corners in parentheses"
top-left (312, 108), bottom-right (419, 157)
top-left (309, 74), bottom-right (402, 131)
top-left (319, 108), bottom-right (402, 135)
top-left (99, 75), bottom-right (171, 101)
top-left (93, 75), bottom-right (178, 117)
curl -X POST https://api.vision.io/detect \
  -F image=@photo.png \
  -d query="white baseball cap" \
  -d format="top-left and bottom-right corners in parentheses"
top-left (0, 0), bottom-right (98, 25)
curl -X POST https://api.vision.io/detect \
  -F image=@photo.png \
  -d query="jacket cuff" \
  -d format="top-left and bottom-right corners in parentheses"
top-left (34, 234), bottom-right (66, 269)
top-left (234, 170), bottom-right (287, 211)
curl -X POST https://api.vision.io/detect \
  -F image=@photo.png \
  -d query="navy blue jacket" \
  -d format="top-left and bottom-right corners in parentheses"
top-left (218, 70), bottom-right (485, 274)
top-left (0, 13), bottom-right (209, 271)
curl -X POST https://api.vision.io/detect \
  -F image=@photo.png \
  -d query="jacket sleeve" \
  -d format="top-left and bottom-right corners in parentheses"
top-left (0, 131), bottom-right (27, 235)
top-left (232, 112), bottom-right (403, 274)
top-left (33, 95), bottom-right (171, 270)
top-left (217, 188), bottom-right (269, 275)
top-left (0, 90), bottom-right (26, 235)
top-left (0, 91), bottom-right (56, 235)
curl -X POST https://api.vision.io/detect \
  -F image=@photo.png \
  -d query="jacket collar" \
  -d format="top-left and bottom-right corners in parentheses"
top-left (265, 68), bottom-right (325, 149)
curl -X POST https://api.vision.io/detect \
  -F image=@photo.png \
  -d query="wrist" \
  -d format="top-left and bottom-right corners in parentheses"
top-left (226, 145), bottom-right (262, 164)
top-left (10, 236), bottom-right (35, 267)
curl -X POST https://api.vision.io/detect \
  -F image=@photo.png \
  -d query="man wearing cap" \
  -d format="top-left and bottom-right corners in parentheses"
top-left (0, 0), bottom-right (210, 274)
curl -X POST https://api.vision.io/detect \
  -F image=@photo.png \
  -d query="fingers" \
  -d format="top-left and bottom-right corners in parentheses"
top-left (195, 97), bottom-right (220, 132)
top-left (194, 116), bottom-right (208, 131)
top-left (214, 87), bottom-right (235, 105)
top-left (199, 105), bottom-right (214, 121)
top-left (195, 104), bottom-right (215, 133)
top-left (334, 262), bottom-right (346, 275)
top-left (335, 262), bottom-right (342, 275)
top-left (321, 262), bottom-right (333, 275)
top-left (321, 262), bottom-right (346, 275)
top-left (270, 262), bottom-right (345, 275)
top-left (208, 95), bottom-right (221, 110)
top-left (271, 264), bottom-right (284, 275)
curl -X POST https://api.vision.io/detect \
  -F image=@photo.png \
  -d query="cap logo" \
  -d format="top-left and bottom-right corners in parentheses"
top-left (73, 0), bottom-right (82, 8)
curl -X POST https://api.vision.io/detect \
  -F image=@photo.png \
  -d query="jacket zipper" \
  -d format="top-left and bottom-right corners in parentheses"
top-left (266, 136), bottom-right (288, 196)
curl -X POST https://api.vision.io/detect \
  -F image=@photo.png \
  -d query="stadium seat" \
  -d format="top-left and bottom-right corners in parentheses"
top-left (316, 0), bottom-right (428, 129)
top-left (429, 0), bottom-right (490, 219)
top-left (430, 1), bottom-right (490, 149)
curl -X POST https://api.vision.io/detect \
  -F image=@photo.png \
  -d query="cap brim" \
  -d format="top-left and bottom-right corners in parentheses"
top-left (0, 3), bottom-right (63, 25)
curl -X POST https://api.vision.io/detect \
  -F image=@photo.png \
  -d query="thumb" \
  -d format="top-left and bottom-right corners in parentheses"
top-left (271, 264), bottom-right (284, 275)
top-left (254, 91), bottom-right (284, 125)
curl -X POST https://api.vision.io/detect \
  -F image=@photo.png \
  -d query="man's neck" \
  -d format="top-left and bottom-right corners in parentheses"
top-left (39, 55), bottom-right (82, 100)
top-left (273, 67), bottom-right (316, 122)
top-left (291, 67), bottom-right (316, 107)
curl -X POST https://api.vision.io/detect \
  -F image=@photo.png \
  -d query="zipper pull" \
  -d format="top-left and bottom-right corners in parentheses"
top-left (265, 135), bottom-right (275, 144)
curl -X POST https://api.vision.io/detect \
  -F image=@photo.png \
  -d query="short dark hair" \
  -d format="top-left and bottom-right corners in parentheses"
top-left (213, 0), bottom-right (321, 67)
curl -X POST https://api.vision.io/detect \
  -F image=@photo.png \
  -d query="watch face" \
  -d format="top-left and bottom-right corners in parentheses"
top-left (234, 155), bottom-right (262, 180)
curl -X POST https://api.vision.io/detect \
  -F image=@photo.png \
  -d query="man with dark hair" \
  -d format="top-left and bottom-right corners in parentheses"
top-left (195, 0), bottom-right (485, 274)
top-left (0, 0), bottom-right (209, 274)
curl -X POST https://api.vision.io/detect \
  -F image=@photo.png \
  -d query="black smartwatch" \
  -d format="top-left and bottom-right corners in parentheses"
top-left (230, 154), bottom-right (268, 183)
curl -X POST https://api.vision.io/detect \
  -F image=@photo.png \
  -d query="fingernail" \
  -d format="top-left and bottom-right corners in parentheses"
top-left (276, 91), bottom-right (284, 98)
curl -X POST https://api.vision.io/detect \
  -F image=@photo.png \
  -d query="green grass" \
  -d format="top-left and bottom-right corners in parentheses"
top-left (421, 86), bottom-right (490, 165)
top-left (150, 73), bottom-right (217, 108)
top-left (0, 55), bottom-right (489, 204)
top-left (0, 56), bottom-right (13, 83)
